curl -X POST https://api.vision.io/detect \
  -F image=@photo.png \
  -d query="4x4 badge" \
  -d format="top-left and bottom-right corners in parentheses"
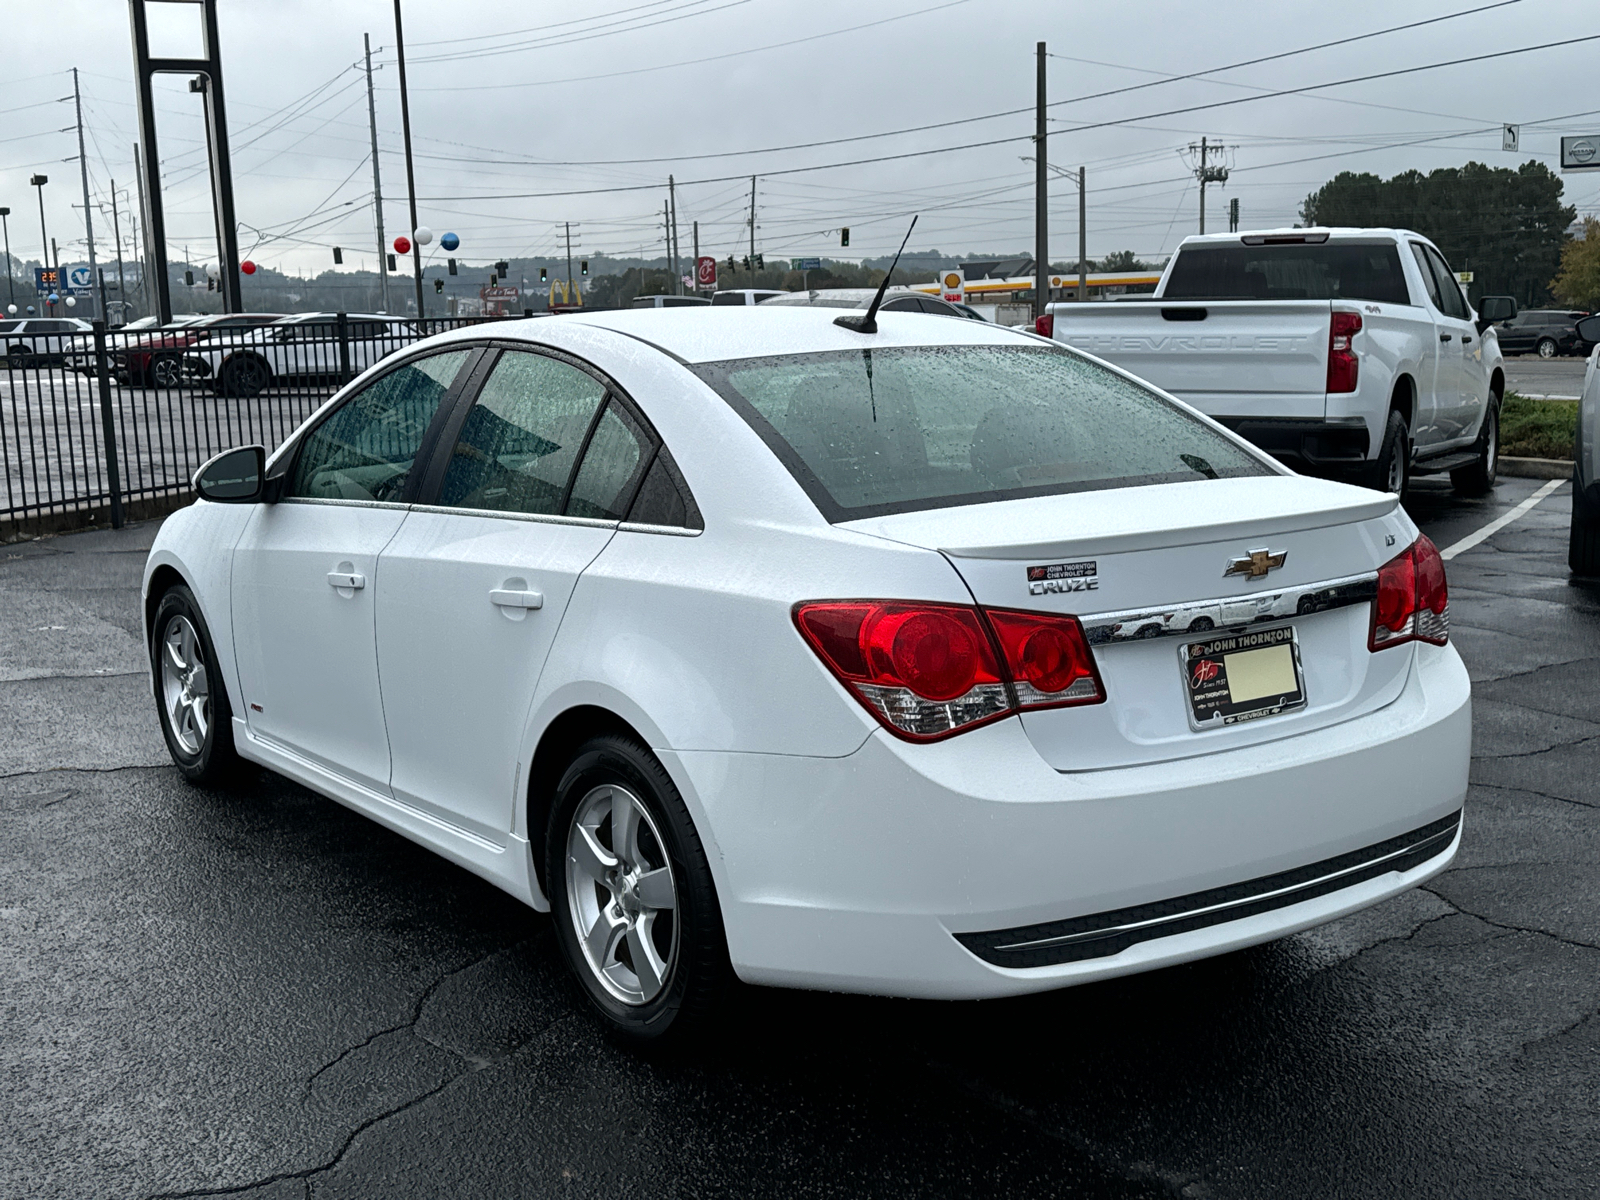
top-left (1224, 548), bottom-right (1287, 579)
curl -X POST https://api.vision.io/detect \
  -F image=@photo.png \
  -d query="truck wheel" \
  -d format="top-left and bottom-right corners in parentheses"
top-left (1451, 399), bottom-right (1499, 496)
top-left (1368, 409), bottom-right (1409, 497)
top-left (1572, 473), bottom-right (1600, 576)
top-left (1537, 337), bottom-right (1558, 359)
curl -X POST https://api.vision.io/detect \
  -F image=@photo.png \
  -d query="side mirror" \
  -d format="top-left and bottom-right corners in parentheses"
top-left (194, 445), bottom-right (266, 503)
top-left (1475, 295), bottom-right (1516, 332)
top-left (1577, 315), bottom-right (1600, 345)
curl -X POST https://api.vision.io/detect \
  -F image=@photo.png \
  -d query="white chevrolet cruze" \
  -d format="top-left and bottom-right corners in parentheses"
top-left (143, 305), bottom-right (1470, 1041)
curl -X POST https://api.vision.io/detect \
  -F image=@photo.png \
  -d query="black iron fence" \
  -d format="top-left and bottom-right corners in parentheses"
top-left (0, 313), bottom-right (517, 540)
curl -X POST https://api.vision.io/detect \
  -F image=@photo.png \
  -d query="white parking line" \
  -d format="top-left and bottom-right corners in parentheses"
top-left (1440, 478), bottom-right (1568, 561)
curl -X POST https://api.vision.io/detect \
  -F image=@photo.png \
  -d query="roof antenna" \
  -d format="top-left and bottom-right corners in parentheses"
top-left (835, 215), bottom-right (917, 334)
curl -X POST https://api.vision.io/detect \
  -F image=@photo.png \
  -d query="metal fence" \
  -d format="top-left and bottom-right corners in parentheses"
top-left (0, 313), bottom-right (516, 540)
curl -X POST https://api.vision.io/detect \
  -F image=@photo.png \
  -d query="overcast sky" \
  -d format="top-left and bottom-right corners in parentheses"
top-left (4, 0), bottom-right (1599, 279)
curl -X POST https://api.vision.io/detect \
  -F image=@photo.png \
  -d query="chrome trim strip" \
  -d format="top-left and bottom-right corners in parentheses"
top-left (992, 821), bottom-right (1457, 954)
top-left (279, 497), bottom-right (410, 511)
top-left (616, 521), bottom-right (703, 537)
top-left (406, 503), bottom-right (619, 530)
top-left (1079, 570), bottom-right (1378, 645)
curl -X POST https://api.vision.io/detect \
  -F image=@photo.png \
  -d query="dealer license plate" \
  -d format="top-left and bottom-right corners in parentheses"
top-left (1179, 625), bottom-right (1306, 729)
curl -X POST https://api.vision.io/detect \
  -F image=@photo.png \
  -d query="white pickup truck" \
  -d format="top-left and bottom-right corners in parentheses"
top-left (1043, 228), bottom-right (1512, 495)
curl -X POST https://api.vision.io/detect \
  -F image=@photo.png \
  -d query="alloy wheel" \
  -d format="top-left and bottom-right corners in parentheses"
top-left (152, 355), bottom-right (183, 387)
top-left (1538, 338), bottom-right (1557, 359)
top-left (159, 614), bottom-right (210, 756)
top-left (564, 783), bottom-right (679, 1005)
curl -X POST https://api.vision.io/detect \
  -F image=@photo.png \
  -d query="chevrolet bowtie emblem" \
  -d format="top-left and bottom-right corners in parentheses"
top-left (1224, 548), bottom-right (1288, 579)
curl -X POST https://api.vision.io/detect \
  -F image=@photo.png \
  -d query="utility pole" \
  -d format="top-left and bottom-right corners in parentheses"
top-left (363, 33), bottom-right (389, 314)
top-left (1079, 164), bottom-right (1087, 303)
top-left (565, 221), bottom-right (573, 298)
top-left (669, 175), bottom-right (680, 295)
top-left (692, 219), bottom-right (699, 293)
top-left (31, 175), bottom-right (49, 311)
top-left (748, 176), bottom-right (757, 274)
top-left (392, 0), bottom-right (424, 318)
top-left (108, 182), bottom-right (126, 323)
top-left (1229, 197), bottom-right (1240, 233)
top-left (1034, 42), bottom-right (1049, 321)
top-left (72, 69), bottom-right (103, 322)
top-left (1189, 137), bottom-right (1231, 235)
top-left (0, 208), bottom-right (13, 308)
top-left (662, 201), bottom-right (670, 284)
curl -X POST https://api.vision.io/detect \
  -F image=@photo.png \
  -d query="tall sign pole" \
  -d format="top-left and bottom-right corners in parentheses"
top-left (109, 182), bottom-right (127, 321)
top-left (72, 69), bottom-right (103, 321)
top-left (392, 0), bottom-right (425, 318)
top-left (1078, 165), bottom-right (1087, 302)
top-left (669, 175), bottom-right (680, 295)
top-left (1034, 42), bottom-right (1048, 321)
top-left (364, 34), bottom-right (390, 314)
top-left (0, 209), bottom-right (13, 308)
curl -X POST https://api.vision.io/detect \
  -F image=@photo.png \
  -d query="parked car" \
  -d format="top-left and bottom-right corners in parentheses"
top-left (709, 289), bottom-right (785, 306)
top-left (146, 306), bottom-right (1468, 1043)
top-left (1042, 227), bottom-right (1510, 497)
top-left (762, 287), bottom-right (970, 317)
top-left (1494, 308), bottom-right (1590, 358)
top-left (1570, 315), bottom-right (1600, 574)
top-left (952, 302), bottom-right (990, 321)
top-left (114, 312), bottom-right (286, 387)
top-left (630, 295), bottom-right (710, 308)
top-left (184, 313), bottom-right (417, 397)
top-left (0, 317), bottom-right (95, 364)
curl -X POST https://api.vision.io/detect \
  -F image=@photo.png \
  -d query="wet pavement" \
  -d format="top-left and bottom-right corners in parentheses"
top-left (1502, 353), bottom-right (1586, 399)
top-left (3, 476), bottom-right (1597, 1200)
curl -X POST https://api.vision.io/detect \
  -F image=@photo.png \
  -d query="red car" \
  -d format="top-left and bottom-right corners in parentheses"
top-left (118, 313), bottom-right (284, 387)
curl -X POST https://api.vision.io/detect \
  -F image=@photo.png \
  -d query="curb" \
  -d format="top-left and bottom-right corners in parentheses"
top-left (1501, 456), bottom-right (1574, 480)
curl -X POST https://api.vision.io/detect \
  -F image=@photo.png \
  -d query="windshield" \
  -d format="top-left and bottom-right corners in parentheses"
top-left (691, 344), bottom-right (1271, 520)
top-left (1164, 240), bottom-right (1412, 304)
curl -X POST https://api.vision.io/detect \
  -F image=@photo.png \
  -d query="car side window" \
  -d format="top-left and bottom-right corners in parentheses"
top-left (1409, 244), bottom-right (1444, 311)
top-left (625, 445), bottom-right (703, 530)
top-left (1422, 247), bottom-right (1470, 321)
top-left (287, 350), bottom-right (470, 503)
top-left (566, 401), bottom-right (651, 520)
top-left (436, 350), bottom-right (608, 516)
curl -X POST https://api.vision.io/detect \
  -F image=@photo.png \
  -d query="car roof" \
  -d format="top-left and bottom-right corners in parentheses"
top-left (525, 304), bottom-right (1035, 364)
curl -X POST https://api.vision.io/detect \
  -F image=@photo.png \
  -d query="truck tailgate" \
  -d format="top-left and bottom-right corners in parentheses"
top-left (1050, 300), bottom-right (1333, 421)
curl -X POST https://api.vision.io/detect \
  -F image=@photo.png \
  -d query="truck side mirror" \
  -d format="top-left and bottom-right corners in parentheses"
top-left (1577, 314), bottom-right (1600, 345)
top-left (194, 445), bottom-right (266, 503)
top-left (1475, 295), bottom-right (1516, 331)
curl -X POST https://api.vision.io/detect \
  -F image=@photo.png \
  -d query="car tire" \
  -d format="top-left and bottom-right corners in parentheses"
top-left (1537, 337), bottom-right (1558, 359)
top-left (1451, 397), bottom-right (1499, 496)
top-left (8, 344), bottom-right (32, 365)
top-left (151, 584), bottom-right (243, 786)
top-left (218, 354), bottom-right (270, 398)
top-left (546, 733), bottom-right (730, 1045)
top-left (1368, 408), bottom-right (1410, 497)
top-left (1572, 474), bottom-right (1600, 576)
top-left (150, 353), bottom-right (184, 389)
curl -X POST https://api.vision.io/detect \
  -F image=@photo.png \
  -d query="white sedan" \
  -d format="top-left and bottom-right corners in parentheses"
top-left (143, 307), bottom-right (1469, 1042)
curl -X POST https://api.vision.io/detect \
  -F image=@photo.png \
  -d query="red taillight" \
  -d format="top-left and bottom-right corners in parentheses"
top-left (1370, 534), bottom-right (1449, 651)
top-left (1035, 314), bottom-right (1054, 338)
top-left (794, 600), bottom-right (1103, 741)
top-left (1327, 310), bottom-right (1361, 393)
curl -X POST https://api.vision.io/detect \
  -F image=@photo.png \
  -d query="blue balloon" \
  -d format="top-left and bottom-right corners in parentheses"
top-left (440, 232), bottom-right (459, 252)
top-left (26, 305), bottom-right (36, 314)
top-left (47, 292), bottom-right (59, 303)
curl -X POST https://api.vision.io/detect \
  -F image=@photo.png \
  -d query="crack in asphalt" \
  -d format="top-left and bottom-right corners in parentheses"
top-left (1473, 733), bottom-right (1600, 761)
top-left (1419, 886), bottom-right (1600, 954)
top-left (1470, 779), bottom-right (1599, 810)
top-left (0, 762), bottom-right (168, 782)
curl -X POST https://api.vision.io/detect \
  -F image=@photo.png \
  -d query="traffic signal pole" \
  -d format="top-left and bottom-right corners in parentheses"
top-left (1034, 42), bottom-right (1048, 321)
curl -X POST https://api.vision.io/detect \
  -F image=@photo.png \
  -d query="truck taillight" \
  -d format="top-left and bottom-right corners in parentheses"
top-left (1035, 314), bottom-right (1054, 337)
top-left (1369, 534), bottom-right (1449, 651)
top-left (1327, 310), bottom-right (1361, 393)
top-left (794, 601), bottom-right (1103, 741)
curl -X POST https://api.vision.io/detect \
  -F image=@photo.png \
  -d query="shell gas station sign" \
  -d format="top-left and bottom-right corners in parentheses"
top-left (940, 269), bottom-right (964, 305)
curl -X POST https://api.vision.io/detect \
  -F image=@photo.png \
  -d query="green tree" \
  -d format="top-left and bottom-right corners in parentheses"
top-left (1552, 218), bottom-right (1600, 309)
top-left (1300, 160), bottom-right (1574, 306)
top-left (1094, 250), bottom-right (1152, 272)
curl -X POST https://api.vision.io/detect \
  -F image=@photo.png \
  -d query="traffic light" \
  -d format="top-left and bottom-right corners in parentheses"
top-left (742, 256), bottom-right (750, 270)
top-left (332, 246), bottom-right (343, 265)
top-left (489, 274), bottom-right (498, 286)
top-left (841, 227), bottom-right (850, 248)
top-left (754, 253), bottom-right (764, 270)
top-left (540, 266), bottom-right (548, 282)
top-left (727, 255), bottom-right (736, 273)
top-left (495, 260), bottom-right (509, 276)
top-left (434, 278), bottom-right (444, 294)
top-left (184, 269), bottom-right (194, 286)
top-left (447, 258), bottom-right (457, 275)
top-left (580, 260), bottom-right (588, 277)
top-left (386, 253), bottom-right (396, 272)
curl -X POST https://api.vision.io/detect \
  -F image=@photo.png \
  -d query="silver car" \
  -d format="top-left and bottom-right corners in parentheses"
top-left (1572, 315), bottom-right (1600, 574)
top-left (761, 287), bottom-right (975, 318)
top-left (0, 316), bottom-right (95, 364)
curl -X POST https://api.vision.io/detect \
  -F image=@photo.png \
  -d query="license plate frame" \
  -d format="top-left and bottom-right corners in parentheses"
top-left (1179, 625), bottom-right (1306, 730)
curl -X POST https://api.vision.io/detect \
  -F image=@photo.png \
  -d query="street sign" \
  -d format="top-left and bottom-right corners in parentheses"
top-left (33, 267), bottom-right (59, 296)
top-left (696, 255), bottom-right (717, 288)
top-left (1561, 135), bottom-right (1600, 171)
top-left (790, 257), bottom-right (822, 271)
top-left (66, 266), bottom-right (93, 295)
top-left (941, 268), bottom-right (965, 305)
top-left (480, 286), bottom-right (519, 300)
top-left (1455, 271), bottom-right (1474, 285)
top-left (1503, 124), bottom-right (1519, 152)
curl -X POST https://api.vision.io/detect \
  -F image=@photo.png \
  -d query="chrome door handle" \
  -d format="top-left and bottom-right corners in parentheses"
top-left (489, 588), bottom-right (543, 610)
top-left (327, 571), bottom-right (366, 590)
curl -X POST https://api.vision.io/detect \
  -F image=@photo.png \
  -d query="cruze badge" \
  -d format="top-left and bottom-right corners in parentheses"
top-left (1027, 559), bottom-right (1099, 595)
top-left (1223, 547), bottom-right (1288, 579)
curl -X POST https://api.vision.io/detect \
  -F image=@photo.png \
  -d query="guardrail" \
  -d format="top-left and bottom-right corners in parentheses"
top-left (0, 313), bottom-right (516, 540)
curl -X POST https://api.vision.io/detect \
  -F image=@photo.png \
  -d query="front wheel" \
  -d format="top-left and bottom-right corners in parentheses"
top-left (1368, 408), bottom-right (1410, 497)
top-left (217, 354), bottom-right (270, 398)
top-left (1451, 399), bottom-right (1499, 496)
top-left (1537, 337), bottom-right (1558, 359)
top-left (547, 733), bottom-right (729, 1044)
top-left (150, 353), bottom-right (184, 388)
top-left (151, 585), bottom-right (242, 785)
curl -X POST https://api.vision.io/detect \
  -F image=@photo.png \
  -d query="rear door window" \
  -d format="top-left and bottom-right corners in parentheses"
top-left (1164, 240), bottom-right (1412, 304)
top-left (1420, 246), bottom-right (1470, 321)
top-left (566, 402), bottom-right (651, 520)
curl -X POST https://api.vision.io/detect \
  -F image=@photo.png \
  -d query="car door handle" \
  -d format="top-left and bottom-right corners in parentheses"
top-left (327, 571), bottom-right (366, 590)
top-left (1461, 334), bottom-right (1473, 344)
top-left (1439, 333), bottom-right (1452, 342)
top-left (489, 588), bottom-right (543, 610)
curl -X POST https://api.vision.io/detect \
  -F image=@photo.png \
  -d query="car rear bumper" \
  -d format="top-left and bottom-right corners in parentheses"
top-left (1214, 416), bottom-right (1371, 471)
top-left (667, 640), bottom-right (1468, 999)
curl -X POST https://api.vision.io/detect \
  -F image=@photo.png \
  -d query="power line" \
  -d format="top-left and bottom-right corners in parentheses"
top-left (407, 0), bottom-right (752, 64)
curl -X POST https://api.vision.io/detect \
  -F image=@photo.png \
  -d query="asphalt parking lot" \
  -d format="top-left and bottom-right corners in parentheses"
top-left (3, 475), bottom-right (1597, 1200)
top-left (1502, 353), bottom-right (1587, 399)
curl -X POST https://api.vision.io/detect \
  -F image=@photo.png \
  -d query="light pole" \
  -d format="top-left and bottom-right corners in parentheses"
top-left (0, 207), bottom-right (13, 307)
top-left (392, 0), bottom-right (425, 319)
top-left (30, 175), bottom-right (48, 313)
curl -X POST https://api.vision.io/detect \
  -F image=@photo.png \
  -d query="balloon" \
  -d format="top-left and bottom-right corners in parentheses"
top-left (205, 262), bottom-right (220, 279)
top-left (47, 292), bottom-right (59, 303)
top-left (241, 260), bottom-right (257, 275)
top-left (413, 226), bottom-right (433, 246)
top-left (26, 305), bottom-right (35, 314)
top-left (5, 304), bottom-right (15, 315)
top-left (440, 232), bottom-right (459, 252)
top-left (393, 236), bottom-right (411, 255)
top-left (65, 296), bottom-right (76, 307)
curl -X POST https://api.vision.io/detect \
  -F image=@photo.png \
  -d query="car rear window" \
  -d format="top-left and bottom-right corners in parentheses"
top-left (691, 344), bottom-right (1271, 520)
top-left (1164, 240), bottom-right (1412, 305)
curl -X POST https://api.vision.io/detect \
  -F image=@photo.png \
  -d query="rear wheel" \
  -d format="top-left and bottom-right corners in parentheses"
top-left (1451, 398), bottom-right (1499, 496)
top-left (1537, 337), bottom-right (1558, 359)
top-left (151, 585), bottom-right (242, 785)
top-left (218, 354), bottom-right (270, 398)
top-left (1572, 473), bottom-right (1600, 576)
top-left (150, 353), bottom-right (184, 388)
top-left (1368, 408), bottom-right (1410, 497)
top-left (547, 733), bottom-right (729, 1044)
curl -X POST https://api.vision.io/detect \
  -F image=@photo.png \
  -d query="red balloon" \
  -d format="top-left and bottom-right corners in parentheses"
top-left (393, 236), bottom-right (411, 255)
top-left (241, 260), bottom-right (257, 275)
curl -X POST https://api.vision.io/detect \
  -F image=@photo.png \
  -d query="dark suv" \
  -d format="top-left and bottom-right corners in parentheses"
top-left (1496, 308), bottom-right (1590, 358)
